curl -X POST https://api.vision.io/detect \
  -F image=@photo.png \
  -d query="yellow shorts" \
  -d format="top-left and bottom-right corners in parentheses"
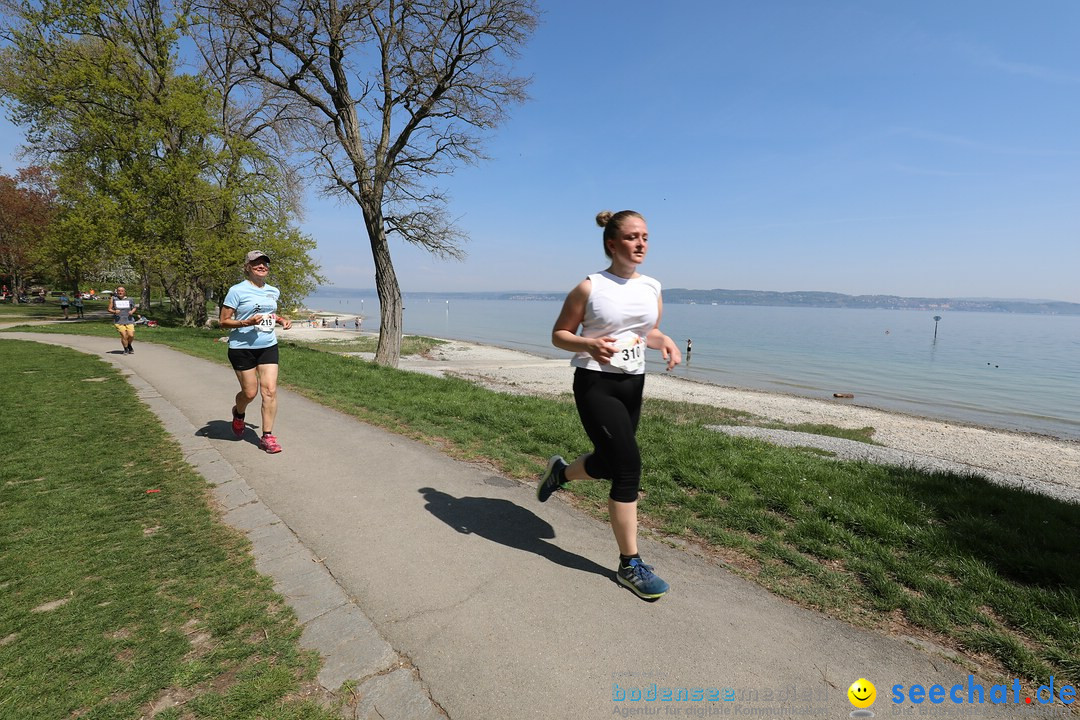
top-left (114, 324), bottom-right (134, 332)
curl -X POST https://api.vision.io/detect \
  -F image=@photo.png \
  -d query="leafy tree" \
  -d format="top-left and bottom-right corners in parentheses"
top-left (38, 168), bottom-right (121, 295)
top-left (192, 16), bottom-right (325, 314)
top-left (204, 0), bottom-right (537, 365)
top-left (0, 0), bottom-right (199, 313)
top-left (0, 0), bottom-right (324, 324)
top-left (0, 165), bottom-right (56, 294)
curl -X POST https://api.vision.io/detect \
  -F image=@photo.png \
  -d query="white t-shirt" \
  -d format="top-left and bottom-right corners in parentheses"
top-left (570, 271), bottom-right (660, 375)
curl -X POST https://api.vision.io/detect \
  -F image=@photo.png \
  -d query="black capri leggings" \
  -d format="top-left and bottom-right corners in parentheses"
top-left (573, 368), bottom-right (645, 503)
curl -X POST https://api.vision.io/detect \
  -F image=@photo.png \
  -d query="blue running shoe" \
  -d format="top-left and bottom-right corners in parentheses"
top-left (618, 558), bottom-right (670, 600)
top-left (537, 455), bottom-right (567, 502)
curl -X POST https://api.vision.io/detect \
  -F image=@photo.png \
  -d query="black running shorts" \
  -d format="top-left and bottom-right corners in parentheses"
top-left (227, 344), bottom-right (280, 372)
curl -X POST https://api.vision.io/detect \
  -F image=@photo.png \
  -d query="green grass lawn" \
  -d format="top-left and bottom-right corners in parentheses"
top-left (4, 319), bottom-right (1079, 695)
top-left (0, 297), bottom-right (173, 323)
top-left (0, 340), bottom-right (343, 720)
top-left (0, 297), bottom-right (105, 320)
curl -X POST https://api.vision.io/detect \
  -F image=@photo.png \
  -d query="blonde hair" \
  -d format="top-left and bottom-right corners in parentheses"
top-left (596, 210), bottom-right (645, 258)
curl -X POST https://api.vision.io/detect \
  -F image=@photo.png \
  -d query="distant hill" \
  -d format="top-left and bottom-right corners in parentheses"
top-left (314, 286), bottom-right (1080, 315)
top-left (661, 289), bottom-right (1080, 315)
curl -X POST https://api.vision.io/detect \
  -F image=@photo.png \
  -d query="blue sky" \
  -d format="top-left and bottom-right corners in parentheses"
top-left (2, 1), bottom-right (1078, 301)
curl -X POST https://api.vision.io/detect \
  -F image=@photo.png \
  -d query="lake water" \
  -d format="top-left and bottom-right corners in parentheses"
top-left (306, 290), bottom-right (1080, 441)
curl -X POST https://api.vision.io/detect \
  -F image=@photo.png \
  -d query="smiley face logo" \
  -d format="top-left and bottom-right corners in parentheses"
top-left (847, 678), bottom-right (876, 709)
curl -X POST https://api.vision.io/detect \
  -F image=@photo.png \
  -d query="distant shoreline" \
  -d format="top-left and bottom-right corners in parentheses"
top-left (308, 288), bottom-right (1080, 316)
top-left (302, 299), bottom-right (1080, 442)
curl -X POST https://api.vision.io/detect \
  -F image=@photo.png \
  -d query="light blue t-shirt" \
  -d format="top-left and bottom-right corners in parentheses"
top-left (223, 280), bottom-right (280, 349)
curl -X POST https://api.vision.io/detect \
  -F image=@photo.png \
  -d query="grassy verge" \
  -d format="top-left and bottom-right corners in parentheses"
top-left (641, 397), bottom-right (876, 443)
top-left (0, 340), bottom-right (342, 719)
top-left (5, 321), bottom-right (1079, 691)
top-left (284, 334), bottom-right (445, 357)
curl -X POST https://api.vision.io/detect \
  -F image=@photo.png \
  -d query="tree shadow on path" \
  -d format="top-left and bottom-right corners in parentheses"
top-left (418, 486), bottom-right (614, 581)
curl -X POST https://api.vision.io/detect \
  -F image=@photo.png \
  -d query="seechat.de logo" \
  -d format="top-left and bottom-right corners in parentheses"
top-left (848, 678), bottom-right (876, 717)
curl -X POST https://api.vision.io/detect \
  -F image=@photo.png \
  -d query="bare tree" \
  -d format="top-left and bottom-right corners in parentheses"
top-left (204, 0), bottom-right (537, 366)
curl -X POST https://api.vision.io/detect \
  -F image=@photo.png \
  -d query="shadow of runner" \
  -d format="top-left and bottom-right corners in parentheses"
top-left (418, 487), bottom-right (614, 580)
top-left (196, 419), bottom-right (259, 446)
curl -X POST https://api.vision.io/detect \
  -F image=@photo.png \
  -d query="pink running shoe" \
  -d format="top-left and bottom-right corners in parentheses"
top-left (258, 433), bottom-right (282, 454)
top-left (231, 407), bottom-right (245, 438)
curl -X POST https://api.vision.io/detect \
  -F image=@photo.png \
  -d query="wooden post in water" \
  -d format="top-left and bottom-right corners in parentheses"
top-left (933, 315), bottom-right (942, 340)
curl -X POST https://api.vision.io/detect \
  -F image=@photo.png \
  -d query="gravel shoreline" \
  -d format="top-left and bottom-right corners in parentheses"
top-left (288, 325), bottom-right (1080, 503)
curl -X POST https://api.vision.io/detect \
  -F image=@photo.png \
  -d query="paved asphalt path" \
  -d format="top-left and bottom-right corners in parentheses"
top-left (2, 329), bottom-right (1061, 720)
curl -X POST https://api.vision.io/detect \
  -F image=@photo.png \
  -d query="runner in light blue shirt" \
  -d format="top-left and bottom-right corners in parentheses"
top-left (219, 250), bottom-right (293, 454)
top-left (223, 279), bottom-right (281, 350)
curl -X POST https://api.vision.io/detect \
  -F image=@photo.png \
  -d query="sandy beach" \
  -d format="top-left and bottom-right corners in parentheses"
top-left (286, 320), bottom-right (1080, 503)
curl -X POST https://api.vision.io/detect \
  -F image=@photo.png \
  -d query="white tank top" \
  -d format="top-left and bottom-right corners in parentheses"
top-left (571, 271), bottom-right (661, 375)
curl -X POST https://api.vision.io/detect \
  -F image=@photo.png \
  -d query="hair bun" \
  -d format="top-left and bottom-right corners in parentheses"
top-left (595, 210), bottom-right (613, 228)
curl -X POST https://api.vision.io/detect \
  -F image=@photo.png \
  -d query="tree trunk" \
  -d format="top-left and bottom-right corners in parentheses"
top-left (139, 261), bottom-right (152, 316)
top-left (181, 279), bottom-right (208, 327)
top-left (176, 237), bottom-right (209, 327)
top-left (159, 273), bottom-right (180, 317)
top-left (364, 208), bottom-right (401, 367)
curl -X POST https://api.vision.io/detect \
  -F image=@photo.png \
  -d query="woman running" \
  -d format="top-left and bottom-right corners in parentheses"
top-left (537, 210), bottom-right (681, 600)
top-left (219, 250), bottom-right (292, 453)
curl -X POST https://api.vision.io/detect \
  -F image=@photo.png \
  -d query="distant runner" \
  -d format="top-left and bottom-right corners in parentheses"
top-left (538, 210), bottom-right (681, 600)
top-left (108, 286), bottom-right (138, 354)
